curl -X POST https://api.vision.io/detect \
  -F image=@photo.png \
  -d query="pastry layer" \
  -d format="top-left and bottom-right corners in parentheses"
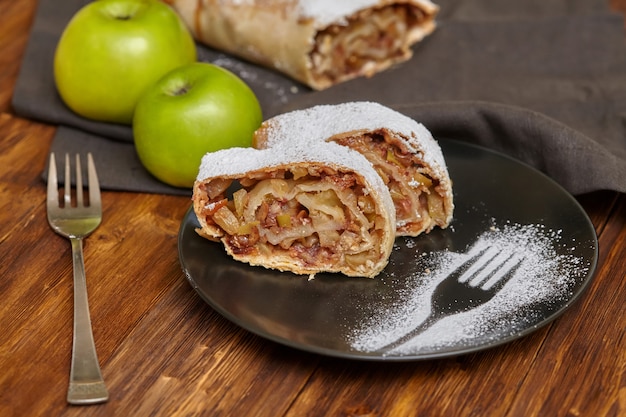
top-left (254, 102), bottom-right (453, 236)
top-left (193, 143), bottom-right (396, 278)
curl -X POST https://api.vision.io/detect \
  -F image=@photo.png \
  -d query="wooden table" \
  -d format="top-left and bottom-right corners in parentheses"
top-left (1, 2), bottom-right (624, 416)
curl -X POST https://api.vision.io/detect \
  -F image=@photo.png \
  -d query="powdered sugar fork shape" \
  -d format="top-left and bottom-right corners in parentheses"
top-left (377, 246), bottom-right (524, 353)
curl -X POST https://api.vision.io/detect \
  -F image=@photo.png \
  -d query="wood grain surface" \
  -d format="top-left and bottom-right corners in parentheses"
top-left (1, 1), bottom-right (624, 416)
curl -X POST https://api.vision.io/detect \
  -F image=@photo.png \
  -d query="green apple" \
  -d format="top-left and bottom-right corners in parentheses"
top-left (133, 62), bottom-right (263, 188)
top-left (54, 0), bottom-right (197, 124)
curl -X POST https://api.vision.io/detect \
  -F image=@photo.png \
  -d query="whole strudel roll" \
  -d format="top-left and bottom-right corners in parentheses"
top-left (166, 0), bottom-right (439, 90)
top-left (254, 102), bottom-right (453, 237)
top-left (192, 142), bottom-right (396, 278)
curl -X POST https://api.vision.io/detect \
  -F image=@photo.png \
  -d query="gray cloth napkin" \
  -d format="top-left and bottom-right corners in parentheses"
top-left (12, 0), bottom-right (626, 195)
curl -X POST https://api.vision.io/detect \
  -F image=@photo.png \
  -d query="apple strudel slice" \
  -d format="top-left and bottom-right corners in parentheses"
top-left (166, 0), bottom-right (439, 90)
top-left (192, 142), bottom-right (396, 278)
top-left (253, 101), bottom-right (453, 237)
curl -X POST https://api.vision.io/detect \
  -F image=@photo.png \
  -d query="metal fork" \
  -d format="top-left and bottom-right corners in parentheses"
top-left (47, 153), bottom-right (109, 404)
top-left (378, 246), bottom-right (524, 353)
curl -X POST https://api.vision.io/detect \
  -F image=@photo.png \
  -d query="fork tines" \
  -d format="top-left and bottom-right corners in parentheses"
top-left (47, 153), bottom-right (101, 209)
top-left (459, 246), bottom-right (524, 290)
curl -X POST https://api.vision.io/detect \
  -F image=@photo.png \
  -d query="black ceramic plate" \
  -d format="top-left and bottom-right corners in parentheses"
top-left (178, 140), bottom-right (598, 361)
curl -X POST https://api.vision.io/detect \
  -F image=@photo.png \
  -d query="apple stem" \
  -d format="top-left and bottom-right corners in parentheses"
top-left (174, 86), bottom-right (190, 96)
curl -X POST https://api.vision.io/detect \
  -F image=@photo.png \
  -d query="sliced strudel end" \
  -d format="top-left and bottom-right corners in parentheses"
top-left (254, 101), bottom-right (453, 236)
top-left (192, 142), bottom-right (396, 278)
top-left (167, 0), bottom-right (439, 90)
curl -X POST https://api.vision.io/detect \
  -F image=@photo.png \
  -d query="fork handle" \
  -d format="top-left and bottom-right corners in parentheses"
top-left (377, 313), bottom-right (445, 353)
top-left (67, 237), bottom-right (109, 405)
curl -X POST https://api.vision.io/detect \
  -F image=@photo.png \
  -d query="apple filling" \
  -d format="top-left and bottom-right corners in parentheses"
top-left (194, 167), bottom-right (389, 276)
top-left (310, 4), bottom-right (430, 87)
top-left (331, 131), bottom-right (449, 236)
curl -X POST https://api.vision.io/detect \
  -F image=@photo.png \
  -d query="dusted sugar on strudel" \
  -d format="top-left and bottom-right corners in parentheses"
top-left (166, 0), bottom-right (439, 90)
top-left (254, 102), bottom-right (453, 237)
top-left (192, 142), bottom-right (396, 278)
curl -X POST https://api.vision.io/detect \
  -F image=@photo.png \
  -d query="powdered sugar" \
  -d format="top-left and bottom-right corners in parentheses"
top-left (296, 0), bottom-right (438, 27)
top-left (195, 141), bottom-right (396, 224)
top-left (197, 0), bottom-right (437, 28)
top-left (208, 54), bottom-right (300, 105)
top-left (297, 0), bottom-right (380, 26)
top-left (348, 222), bottom-right (591, 356)
top-left (211, 0), bottom-right (410, 27)
top-left (258, 102), bottom-right (449, 184)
